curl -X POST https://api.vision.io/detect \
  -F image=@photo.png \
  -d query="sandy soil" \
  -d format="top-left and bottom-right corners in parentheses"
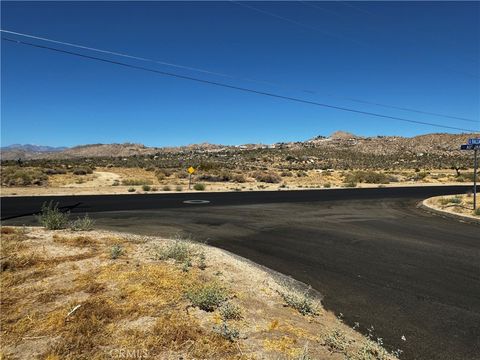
top-left (0, 181), bottom-right (473, 197)
top-left (0, 226), bottom-right (399, 359)
top-left (0, 168), bottom-right (474, 197)
top-left (423, 194), bottom-right (480, 220)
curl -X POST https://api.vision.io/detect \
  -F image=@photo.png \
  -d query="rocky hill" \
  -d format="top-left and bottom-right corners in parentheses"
top-left (1, 132), bottom-right (478, 161)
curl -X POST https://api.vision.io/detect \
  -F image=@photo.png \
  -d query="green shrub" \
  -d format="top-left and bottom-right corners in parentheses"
top-left (186, 282), bottom-right (228, 311)
top-left (156, 240), bottom-right (192, 262)
top-left (69, 214), bottom-right (95, 231)
top-left (162, 185), bottom-right (171, 191)
top-left (194, 183), bottom-right (206, 191)
top-left (213, 322), bottom-right (240, 341)
top-left (474, 208), bottom-right (480, 216)
top-left (323, 183), bottom-right (331, 188)
top-left (127, 187), bottom-right (135, 192)
top-left (278, 285), bottom-right (320, 316)
top-left (37, 201), bottom-right (69, 230)
top-left (110, 244), bottom-right (123, 259)
top-left (220, 302), bottom-right (242, 320)
top-left (175, 185), bottom-right (183, 191)
top-left (324, 329), bottom-right (348, 353)
top-left (142, 184), bottom-right (151, 191)
top-left (439, 196), bottom-right (462, 206)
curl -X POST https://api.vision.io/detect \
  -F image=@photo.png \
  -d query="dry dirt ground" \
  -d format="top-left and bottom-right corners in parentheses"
top-left (424, 194), bottom-right (480, 219)
top-left (0, 226), bottom-right (399, 360)
top-left (0, 167), bottom-right (473, 197)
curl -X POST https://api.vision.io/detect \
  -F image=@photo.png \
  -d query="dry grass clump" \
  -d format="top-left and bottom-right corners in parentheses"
top-left (186, 282), bottom-right (229, 311)
top-left (69, 214), bottom-right (95, 231)
top-left (252, 171), bottom-right (282, 183)
top-left (121, 178), bottom-right (153, 186)
top-left (154, 237), bottom-right (207, 270)
top-left (53, 234), bottom-right (97, 247)
top-left (278, 285), bottom-right (320, 316)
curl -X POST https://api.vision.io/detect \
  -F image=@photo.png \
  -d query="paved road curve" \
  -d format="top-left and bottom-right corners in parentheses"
top-left (2, 186), bottom-right (479, 359)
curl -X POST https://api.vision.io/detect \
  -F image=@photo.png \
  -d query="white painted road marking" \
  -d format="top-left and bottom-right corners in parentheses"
top-left (183, 200), bottom-right (210, 204)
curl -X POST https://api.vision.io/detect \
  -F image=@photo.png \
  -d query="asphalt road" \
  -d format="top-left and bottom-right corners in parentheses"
top-left (2, 186), bottom-right (479, 360)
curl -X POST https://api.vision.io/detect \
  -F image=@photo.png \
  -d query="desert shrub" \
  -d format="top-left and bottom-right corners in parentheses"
top-left (252, 171), bottom-right (282, 183)
top-left (156, 240), bottom-right (192, 262)
top-left (69, 214), bottom-right (95, 231)
top-left (345, 170), bottom-right (389, 184)
top-left (232, 174), bottom-right (246, 183)
top-left (220, 302), bottom-right (242, 320)
top-left (297, 171), bottom-right (308, 177)
top-left (112, 180), bottom-right (120, 186)
top-left (122, 179), bottom-right (153, 186)
top-left (176, 171), bottom-right (188, 179)
top-left (281, 171), bottom-right (293, 177)
top-left (43, 168), bottom-right (67, 175)
top-left (439, 196), bottom-right (462, 206)
top-left (142, 184), bottom-right (151, 191)
top-left (197, 172), bottom-right (232, 182)
top-left (162, 185), bottom-right (171, 191)
top-left (175, 185), bottom-right (183, 191)
top-left (456, 172), bottom-right (479, 182)
top-left (474, 208), bottom-right (480, 216)
top-left (343, 181), bottom-right (357, 188)
top-left (72, 167), bottom-right (93, 175)
top-left (278, 285), bottom-right (320, 316)
top-left (194, 183), bottom-right (206, 191)
top-left (186, 282), bottom-right (228, 311)
top-left (412, 171), bottom-right (429, 181)
top-left (324, 329), bottom-right (348, 353)
top-left (1, 166), bottom-right (48, 186)
top-left (213, 322), bottom-right (240, 341)
top-left (127, 187), bottom-right (135, 192)
top-left (323, 183), bottom-right (331, 188)
top-left (110, 244), bottom-right (123, 259)
top-left (198, 251), bottom-right (207, 270)
top-left (37, 201), bottom-right (69, 230)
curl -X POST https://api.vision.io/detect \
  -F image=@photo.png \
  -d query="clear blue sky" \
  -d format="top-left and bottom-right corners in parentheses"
top-left (1, 1), bottom-right (479, 147)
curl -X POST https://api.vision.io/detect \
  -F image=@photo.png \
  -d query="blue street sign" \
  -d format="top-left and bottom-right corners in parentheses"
top-left (461, 144), bottom-right (480, 150)
top-left (468, 138), bottom-right (480, 145)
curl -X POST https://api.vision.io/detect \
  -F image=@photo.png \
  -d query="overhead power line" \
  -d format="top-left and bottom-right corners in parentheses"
top-left (1, 29), bottom-right (476, 123)
top-left (235, 1), bottom-right (479, 79)
top-left (2, 37), bottom-right (478, 133)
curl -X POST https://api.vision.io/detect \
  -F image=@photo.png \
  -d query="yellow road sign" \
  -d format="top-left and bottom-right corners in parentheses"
top-left (188, 166), bottom-right (195, 174)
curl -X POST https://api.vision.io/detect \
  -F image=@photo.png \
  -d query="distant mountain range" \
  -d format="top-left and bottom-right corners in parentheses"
top-left (0, 132), bottom-right (478, 161)
top-left (1, 144), bottom-right (68, 153)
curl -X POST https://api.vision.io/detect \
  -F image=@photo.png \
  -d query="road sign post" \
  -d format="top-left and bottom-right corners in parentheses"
top-left (474, 149), bottom-right (478, 210)
top-left (187, 166), bottom-right (195, 190)
top-left (461, 139), bottom-right (479, 211)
